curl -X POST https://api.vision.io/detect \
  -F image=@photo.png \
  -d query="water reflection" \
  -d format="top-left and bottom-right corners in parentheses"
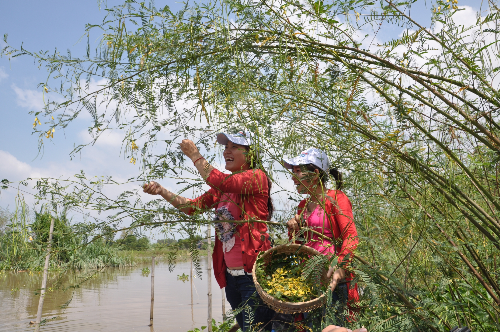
top-left (0, 258), bottom-right (223, 331)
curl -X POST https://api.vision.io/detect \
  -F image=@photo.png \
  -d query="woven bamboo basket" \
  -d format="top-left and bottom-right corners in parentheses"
top-left (252, 244), bottom-right (329, 314)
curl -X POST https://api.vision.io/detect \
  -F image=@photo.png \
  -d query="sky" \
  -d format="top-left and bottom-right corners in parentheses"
top-left (0, 1), bottom-right (188, 211)
top-left (0, 0), bottom-right (484, 235)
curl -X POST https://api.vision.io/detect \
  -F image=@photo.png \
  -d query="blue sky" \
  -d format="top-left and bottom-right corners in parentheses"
top-left (0, 1), bottom-right (187, 212)
top-left (0, 0), bottom-right (483, 220)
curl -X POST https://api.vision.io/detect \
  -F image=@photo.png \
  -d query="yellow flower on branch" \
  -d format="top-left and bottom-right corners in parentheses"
top-left (131, 141), bottom-right (139, 150)
top-left (33, 117), bottom-right (42, 128)
top-left (130, 157), bottom-right (136, 164)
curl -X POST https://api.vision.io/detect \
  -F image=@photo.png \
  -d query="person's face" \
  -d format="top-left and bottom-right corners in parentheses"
top-left (292, 165), bottom-right (319, 194)
top-left (223, 141), bottom-right (249, 173)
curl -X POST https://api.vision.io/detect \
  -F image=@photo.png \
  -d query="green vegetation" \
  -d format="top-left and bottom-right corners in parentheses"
top-left (116, 234), bottom-right (150, 251)
top-left (0, 197), bottom-right (210, 271)
top-left (2, 0), bottom-right (500, 330)
top-left (188, 319), bottom-right (236, 332)
top-left (0, 197), bottom-right (130, 271)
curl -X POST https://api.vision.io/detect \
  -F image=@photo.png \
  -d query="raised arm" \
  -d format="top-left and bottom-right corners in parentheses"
top-left (179, 139), bottom-right (215, 180)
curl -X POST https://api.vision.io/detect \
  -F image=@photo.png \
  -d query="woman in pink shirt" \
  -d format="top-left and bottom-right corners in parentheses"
top-left (284, 148), bottom-right (359, 326)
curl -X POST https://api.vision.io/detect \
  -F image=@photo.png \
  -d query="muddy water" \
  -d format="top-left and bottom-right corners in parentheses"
top-left (0, 259), bottom-right (225, 331)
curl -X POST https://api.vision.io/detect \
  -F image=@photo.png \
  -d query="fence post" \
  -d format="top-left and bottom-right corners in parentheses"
top-left (149, 256), bottom-right (155, 326)
top-left (222, 288), bottom-right (226, 321)
top-left (34, 217), bottom-right (55, 332)
top-left (207, 225), bottom-right (212, 332)
top-left (191, 257), bottom-right (194, 323)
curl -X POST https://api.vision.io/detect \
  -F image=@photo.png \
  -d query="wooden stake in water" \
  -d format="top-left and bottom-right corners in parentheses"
top-left (149, 256), bottom-right (155, 326)
top-left (207, 225), bottom-right (213, 332)
top-left (34, 217), bottom-right (55, 332)
top-left (190, 257), bottom-right (194, 323)
top-left (222, 288), bottom-right (226, 321)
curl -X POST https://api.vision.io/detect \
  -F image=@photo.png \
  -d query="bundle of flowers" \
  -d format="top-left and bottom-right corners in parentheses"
top-left (262, 266), bottom-right (315, 302)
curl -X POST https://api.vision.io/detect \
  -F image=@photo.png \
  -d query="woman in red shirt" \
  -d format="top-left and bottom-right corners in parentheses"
top-left (143, 131), bottom-right (275, 331)
top-left (284, 148), bottom-right (359, 326)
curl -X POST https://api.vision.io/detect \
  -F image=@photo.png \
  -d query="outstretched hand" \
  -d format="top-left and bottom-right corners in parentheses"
top-left (322, 326), bottom-right (367, 332)
top-left (143, 181), bottom-right (164, 196)
top-left (179, 139), bottom-right (201, 160)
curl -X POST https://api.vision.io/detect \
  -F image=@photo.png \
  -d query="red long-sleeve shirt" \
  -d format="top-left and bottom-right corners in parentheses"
top-left (187, 168), bottom-right (271, 288)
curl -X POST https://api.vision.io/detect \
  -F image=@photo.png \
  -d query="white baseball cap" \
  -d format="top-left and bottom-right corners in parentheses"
top-left (216, 131), bottom-right (253, 146)
top-left (283, 148), bottom-right (330, 172)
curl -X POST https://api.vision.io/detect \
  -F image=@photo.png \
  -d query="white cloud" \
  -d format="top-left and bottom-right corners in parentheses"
top-left (0, 150), bottom-right (33, 181)
top-left (434, 6), bottom-right (478, 33)
top-left (78, 129), bottom-right (124, 148)
top-left (11, 84), bottom-right (45, 111)
top-left (0, 150), bottom-right (77, 183)
top-left (0, 67), bottom-right (8, 82)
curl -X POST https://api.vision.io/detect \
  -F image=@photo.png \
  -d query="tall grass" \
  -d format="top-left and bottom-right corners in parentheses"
top-left (0, 196), bottom-right (131, 271)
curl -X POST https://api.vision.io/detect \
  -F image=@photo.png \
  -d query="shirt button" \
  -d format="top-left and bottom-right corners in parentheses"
top-left (242, 251), bottom-right (244, 254)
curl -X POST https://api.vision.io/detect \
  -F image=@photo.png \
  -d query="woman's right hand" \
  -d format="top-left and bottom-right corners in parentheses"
top-left (287, 214), bottom-right (301, 231)
top-left (143, 181), bottom-right (164, 195)
top-left (322, 326), bottom-right (367, 332)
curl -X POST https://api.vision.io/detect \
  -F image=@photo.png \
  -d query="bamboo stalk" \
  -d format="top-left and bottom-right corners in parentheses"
top-left (191, 257), bottom-right (194, 323)
top-left (34, 216), bottom-right (55, 332)
top-left (207, 225), bottom-right (212, 332)
top-left (149, 256), bottom-right (155, 326)
top-left (222, 288), bottom-right (226, 321)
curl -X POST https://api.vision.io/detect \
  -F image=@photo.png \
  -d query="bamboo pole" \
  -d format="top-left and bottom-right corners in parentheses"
top-left (34, 217), bottom-right (55, 332)
top-left (191, 257), bottom-right (194, 324)
top-left (222, 288), bottom-right (226, 321)
top-left (207, 225), bottom-right (212, 332)
top-left (149, 256), bottom-right (155, 326)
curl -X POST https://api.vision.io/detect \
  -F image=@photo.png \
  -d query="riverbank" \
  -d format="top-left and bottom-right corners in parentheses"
top-left (120, 248), bottom-right (209, 264)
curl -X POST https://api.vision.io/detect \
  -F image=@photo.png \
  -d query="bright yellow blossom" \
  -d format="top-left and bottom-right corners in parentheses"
top-left (33, 117), bottom-right (42, 128)
top-left (261, 267), bottom-right (315, 302)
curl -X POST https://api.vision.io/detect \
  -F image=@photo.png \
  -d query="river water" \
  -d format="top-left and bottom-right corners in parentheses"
top-left (0, 259), bottom-right (225, 332)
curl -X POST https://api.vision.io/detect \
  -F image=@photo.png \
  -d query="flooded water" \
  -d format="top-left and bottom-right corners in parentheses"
top-left (0, 259), bottom-right (225, 331)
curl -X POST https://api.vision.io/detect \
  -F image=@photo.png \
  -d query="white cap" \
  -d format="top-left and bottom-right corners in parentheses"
top-left (216, 131), bottom-right (252, 146)
top-left (283, 148), bottom-right (330, 172)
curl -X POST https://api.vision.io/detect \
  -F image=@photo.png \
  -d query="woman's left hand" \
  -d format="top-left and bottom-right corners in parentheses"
top-left (327, 267), bottom-right (345, 291)
top-left (180, 139), bottom-right (201, 160)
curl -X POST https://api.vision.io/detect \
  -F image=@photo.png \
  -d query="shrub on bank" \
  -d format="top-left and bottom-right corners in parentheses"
top-left (116, 234), bottom-right (150, 251)
top-left (0, 204), bottom-right (130, 271)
